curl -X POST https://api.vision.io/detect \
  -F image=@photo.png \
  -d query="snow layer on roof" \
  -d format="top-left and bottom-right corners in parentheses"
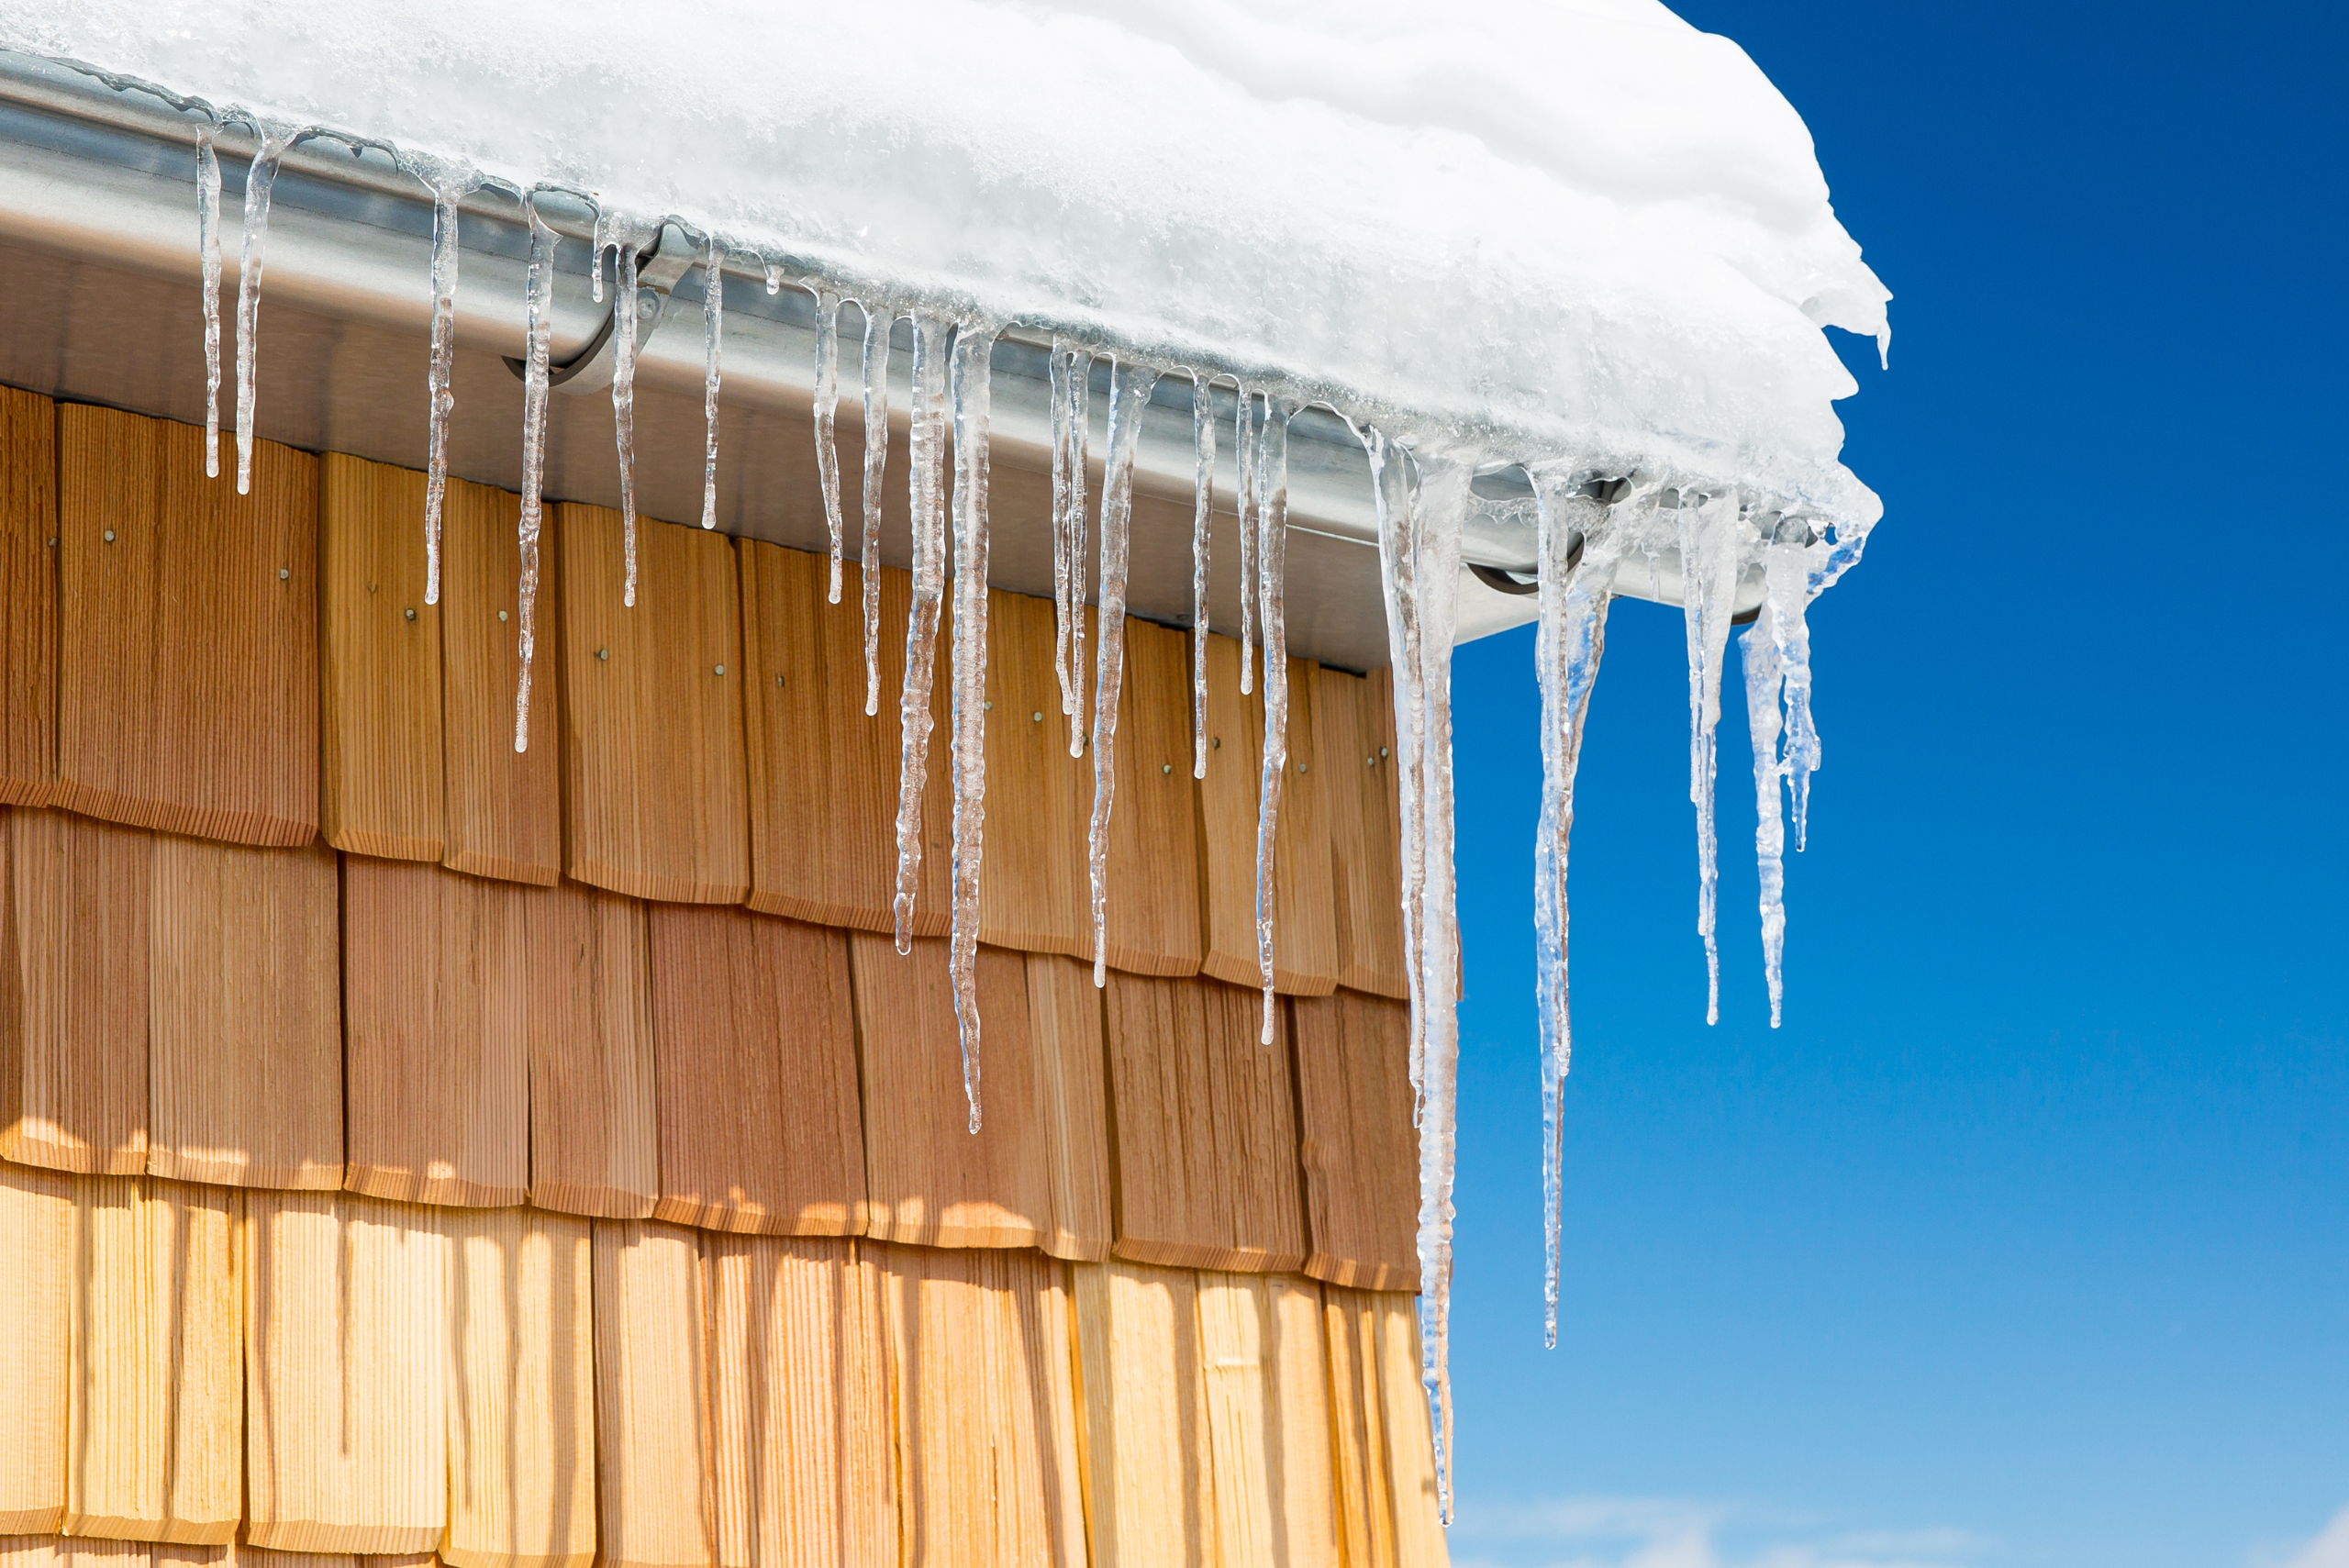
top-left (0, 0), bottom-right (1888, 523)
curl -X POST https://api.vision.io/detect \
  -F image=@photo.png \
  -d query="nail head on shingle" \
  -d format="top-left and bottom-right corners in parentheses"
top-left (405, 607), bottom-right (417, 620)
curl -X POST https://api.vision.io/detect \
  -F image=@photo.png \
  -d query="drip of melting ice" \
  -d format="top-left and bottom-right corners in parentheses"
top-left (594, 211), bottom-right (659, 606)
top-left (513, 200), bottom-right (561, 754)
top-left (404, 153), bottom-right (483, 604)
top-left (1234, 390), bottom-right (1259, 695)
top-left (1085, 359), bottom-right (1159, 988)
top-left (1741, 601), bottom-right (1787, 1028)
top-left (947, 323), bottom-right (998, 1130)
top-left (1252, 402), bottom-right (1296, 1044)
top-left (1528, 470), bottom-right (1623, 1350)
top-left (194, 122), bottom-right (221, 479)
top-left (700, 239), bottom-right (725, 529)
top-left (1190, 373), bottom-right (1216, 779)
top-left (1051, 339), bottom-right (1094, 759)
top-left (232, 122), bottom-right (296, 497)
top-left (814, 291), bottom-right (846, 597)
top-left (1675, 489), bottom-right (1746, 1026)
top-left (890, 313), bottom-right (952, 951)
top-left (860, 302), bottom-right (895, 717)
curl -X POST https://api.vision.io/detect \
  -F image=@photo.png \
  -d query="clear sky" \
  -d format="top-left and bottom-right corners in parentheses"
top-left (1437, 5), bottom-right (2347, 1566)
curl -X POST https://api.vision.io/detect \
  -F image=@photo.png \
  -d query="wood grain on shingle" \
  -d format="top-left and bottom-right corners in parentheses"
top-left (523, 883), bottom-right (655, 1221)
top-left (1195, 635), bottom-right (1337, 996)
top-left (1372, 1293), bottom-right (1447, 1568)
top-left (1292, 990), bottom-right (1419, 1292)
top-left (64, 1178), bottom-right (242, 1544)
top-left (0, 387), bottom-right (56, 808)
top-left (1071, 1259), bottom-right (1212, 1567)
top-left (1022, 953), bottom-right (1111, 1263)
top-left (441, 478), bottom-right (558, 887)
top-left (243, 1193), bottom-right (450, 1554)
top-left (1319, 1285), bottom-right (1396, 1568)
top-left (735, 540), bottom-right (948, 936)
top-left (879, 1244), bottom-right (1086, 1568)
top-left (317, 455), bottom-right (442, 863)
top-left (1103, 973), bottom-right (1308, 1274)
top-left (975, 591), bottom-right (1088, 960)
top-left (556, 506), bottom-right (747, 905)
top-left (0, 1164), bottom-right (71, 1532)
top-left (1, 810), bottom-right (149, 1176)
top-left (56, 406), bottom-right (317, 848)
top-left (340, 859), bottom-right (528, 1209)
top-left (444, 1208), bottom-right (596, 1568)
top-left (849, 935), bottom-right (1052, 1251)
top-left (148, 838), bottom-right (340, 1191)
top-left (591, 1220), bottom-right (714, 1568)
top-left (708, 1237), bottom-right (893, 1568)
top-left (1099, 613), bottom-right (1203, 978)
top-left (1196, 1270), bottom-right (1341, 1568)
top-left (649, 907), bottom-right (864, 1237)
top-left (1319, 666), bottom-right (1408, 1000)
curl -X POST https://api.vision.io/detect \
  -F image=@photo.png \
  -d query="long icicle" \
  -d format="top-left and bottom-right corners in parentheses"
top-left (1235, 389), bottom-right (1259, 695)
top-left (699, 238), bottom-right (725, 529)
top-left (1529, 471), bottom-right (1623, 1350)
top-left (1742, 597), bottom-right (1788, 1029)
top-left (412, 156), bottom-right (483, 603)
top-left (860, 302), bottom-right (895, 715)
top-left (890, 313), bottom-right (952, 951)
top-left (947, 323), bottom-right (997, 1129)
top-left (1190, 373), bottom-right (1216, 779)
top-left (1768, 534), bottom-right (1822, 850)
top-left (233, 121), bottom-right (295, 496)
top-left (1252, 401), bottom-right (1296, 1043)
top-left (1062, 344), bottom-right (1094, 759)
top-left (1675, 490), bottom-right (1746, 1025)
top-left (513, 199), bottom-right (561, 753)
top-left (195, 122), bottom-right (222, 479)
top-left (595, 212), bottom-right (656, 606)
top-left (814, 290), bottom-right (845, 596)
top-left (1368, 433), bottom-right (1429, 1122)
top-left (1085, 359), bottom-right (1159, 988)
top-left (1049, 339), bottom-right (1084, 738)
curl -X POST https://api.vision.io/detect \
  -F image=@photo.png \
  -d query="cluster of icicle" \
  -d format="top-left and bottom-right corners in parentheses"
top-left (184, 114), bottom-right (1858, 1534)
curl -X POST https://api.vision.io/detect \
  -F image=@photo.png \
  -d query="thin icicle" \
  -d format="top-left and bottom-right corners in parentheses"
top-left (1765, 536), bottom-right (1821, 850)
top-left (814, 291), bottom-right (846, 596)
top-left (513, 201), bottom-right (561, 753)
top-left (595, 212), bottom-right (658, 606)
top-left (890, 314), bottom-right (952, 951)
top-left (1235, 390), bottom-right (1259, 695)
top-left (195, 123), bottom-right (222, 479)
top-left (233, 122), bottom-right (296, 496)
top-left (1049, 339), bottom-right (1093, 748)
top-left (859, 302), bottom-right (895, 716)
top-left (700, 238), bottom-right (725, 529)
top-left (1675, 490), bottom-right (1747, 1026)
top-left (409, 156), bottom-right (484, 604)
top-left (1252, 402), bottom-right (1296, 1043)
top-left (947, 323), bottom-right (998, 1130)
top-left (1742, 600), bottom-right (1787, 1029)
top-left (763, 259), bottom-right (783, 295)
top-left (1367, 433), bottom-right (1429, 1123)
top-left (1529, 471), bottom-right (1622, 1350)
top-left (1085, 359), bottom-right (1159, 988)
top-left (1190, 373), bottom-right (1216, 779)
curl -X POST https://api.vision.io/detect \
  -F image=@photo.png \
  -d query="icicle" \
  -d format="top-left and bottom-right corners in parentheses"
top-left (408, 156), bottom-right (484, 604)
top-left (594, 212), bottom-right (658, 606)
top-left (763, 258), bottom-right (783, 295)
top-left (513, 201), bottom-right (561, 754)
top-left (1085, 359), bottom-right (1160, 989)
top-left (1235, 390), bottom-right (1258, 695)
top-left (195, 122), bottom-right (222, 479)
top-left (1765, 536), bottom-right (1821, 850)
top-left (1190, 373), bottom-right (1216, 779)
top-left (1675, 490), bottom-right (1747, 1026)
top-left (1528, 471), bottom-right (1623, 1350)
top-left (700, 238), bottom-right (725, 530)
top-left (890, 313), bottom-right (952, 951)
top-left (1742, 600), bottom-right (1787, 1029)
top-left (814, 291), bottom-right (846, 599)
top-left (1367, 433), bottom-right (1428, 1122)
top-left (1052, 339), bottom-right (1095, 759)
top-left (859, 302), bottom-right (895, 716)
top-left (947, 323), bottom-right (998, 1130)
top-left (233, 123), bottom-right (296, 496)
top-left (1252, 402), bottom-right (1296, 1043)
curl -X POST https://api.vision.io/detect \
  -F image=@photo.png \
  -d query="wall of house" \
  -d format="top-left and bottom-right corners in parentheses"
top-left (0, 387), bottom-right (1443, 1568)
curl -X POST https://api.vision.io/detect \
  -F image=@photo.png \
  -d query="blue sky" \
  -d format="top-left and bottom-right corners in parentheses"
top-left (1437, 5), bottom-right (2347, 1566)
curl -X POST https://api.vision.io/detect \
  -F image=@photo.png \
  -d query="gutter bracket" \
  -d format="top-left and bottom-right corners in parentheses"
top-left (505, 220), bottom-right (697, 395)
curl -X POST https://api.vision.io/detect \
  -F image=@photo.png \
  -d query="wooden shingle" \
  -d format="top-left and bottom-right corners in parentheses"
top-left (1102, 973), bottom-right (1308, 1273)
top-left (56, 406), bottom-right (317, 848)
top-left (1196, 1271), bottom-right (1341, 1568)
top-left (975, 591), bottom-right (1089, 960)
top-left (1022, 953), bottom-right (1112, 1263)
top-left (1071, 1259), bottom-right (1212, 1566)
top-left (650, 907), bottom-right (865, 1237)
top-left (556, 506), bottom-right (747, 905)
top-left (148, 837), bottom-right (341, 1190)
top-left (0, 1164), bottom-right (71, 1532)
top-left (1372, 1293), bottom-right (1447, 1568)
top-left (1319, 1286), bottom-right (1396, 1568)
top-left (524, 883), bottom-right (656, 1222)
top-left (317, 455), bottom-right (443, 862)
top-left (1319, 666), bottom-right (1408, 1000)
top-left (1099, 613), bottom-right (1203, 978)
top-left (1, 809), bottom-right (150, 1176)
top-left (0, 387), bottom-right (56, 807)
top-left (591, 1220), bottom-right (715, 1568)
top-left (1292, 990), bottom-right (1419, 1292)
top-left (440, 477), bottom-right (559, 887)
top-left (735, 541), bottom-right (949, 936)
top-left (64, 1178), bottom-right (242, 1544)
top-left (341, 859), bottom-right (529, 1209)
